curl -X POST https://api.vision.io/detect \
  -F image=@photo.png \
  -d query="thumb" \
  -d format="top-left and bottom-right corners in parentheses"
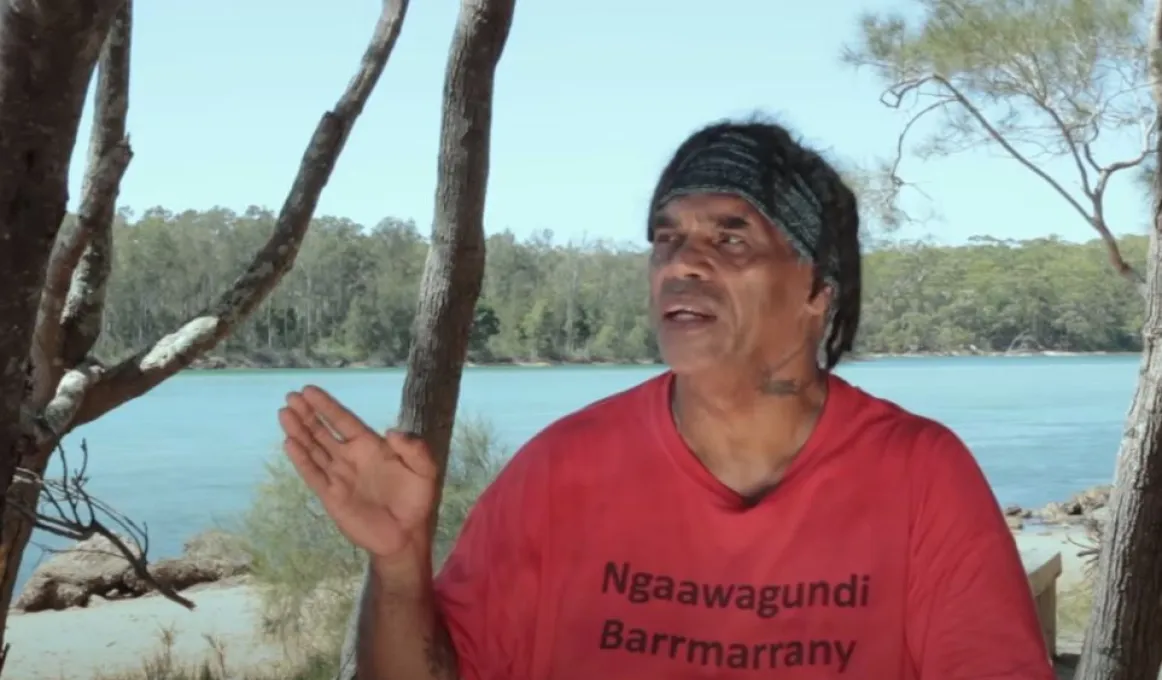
top-left (385, 430), bottom-right (438, 480)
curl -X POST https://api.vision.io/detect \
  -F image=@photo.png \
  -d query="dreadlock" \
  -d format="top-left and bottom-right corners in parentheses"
top-left (646, 117), bottom-right (862, 370)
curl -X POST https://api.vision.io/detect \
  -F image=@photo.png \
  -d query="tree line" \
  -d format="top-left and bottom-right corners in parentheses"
top-left (93, 205), bottom-right (1149, 367)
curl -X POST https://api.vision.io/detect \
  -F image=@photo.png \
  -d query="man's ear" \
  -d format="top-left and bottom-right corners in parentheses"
top-left (804, 282), bottom-right (832, 318)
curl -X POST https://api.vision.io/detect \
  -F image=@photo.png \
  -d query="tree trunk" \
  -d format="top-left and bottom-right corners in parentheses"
top-left (1074, 3), bottom-right (1162, 678)
top-left (0, 0), bottom-right (126, 655)
top-left (0, 0), bottom-right (411, 658)
top-left (1074, 239), bottom-right (1162, 680)
top-left (335, 0), bottom-right (516, 676)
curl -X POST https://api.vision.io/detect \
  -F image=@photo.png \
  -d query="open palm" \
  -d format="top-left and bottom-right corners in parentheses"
top-left (277, 385), bottom-right (438, 559)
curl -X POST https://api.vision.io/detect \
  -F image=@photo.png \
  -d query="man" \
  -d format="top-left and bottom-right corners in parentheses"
top-left (277, 118), bottom-right (1055, 679)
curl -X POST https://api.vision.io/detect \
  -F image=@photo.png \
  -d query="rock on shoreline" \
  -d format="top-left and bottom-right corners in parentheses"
top-left (1003, 485), bottom-right (1111, 531)
top-left (16, 530), bottom-right (252, 612)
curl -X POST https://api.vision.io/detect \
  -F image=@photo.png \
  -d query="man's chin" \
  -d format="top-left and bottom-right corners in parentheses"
top-left (659, 344), bottom-right (724, 376)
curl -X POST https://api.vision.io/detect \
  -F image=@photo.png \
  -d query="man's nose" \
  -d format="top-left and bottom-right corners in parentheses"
top-left (667, 238), bottom-right (712, 279)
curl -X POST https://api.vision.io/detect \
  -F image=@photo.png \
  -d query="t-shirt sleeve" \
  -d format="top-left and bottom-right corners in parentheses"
top-left (432, 437), bottom-right (550, 680)
top-left (904, 423), bottom-right (1056, 679)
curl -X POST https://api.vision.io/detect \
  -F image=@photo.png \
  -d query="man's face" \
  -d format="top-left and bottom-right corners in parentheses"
top-left (647, 192), bottom-right (829, 376)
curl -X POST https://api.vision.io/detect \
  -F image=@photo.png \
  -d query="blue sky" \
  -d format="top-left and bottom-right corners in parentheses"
top-left (67, 0), bottom-right (1153, 247)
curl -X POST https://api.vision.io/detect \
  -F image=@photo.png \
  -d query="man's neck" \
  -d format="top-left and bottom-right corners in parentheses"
top-left (670, 366), bottom-right (829, 497)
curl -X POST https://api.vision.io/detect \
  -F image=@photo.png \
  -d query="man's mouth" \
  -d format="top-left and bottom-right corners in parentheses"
top-left (662, 303), bottom-right (717, 323)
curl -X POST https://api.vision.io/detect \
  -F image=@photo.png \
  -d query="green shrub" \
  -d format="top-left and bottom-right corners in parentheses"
top-left (434, 415), bottom-right (506, 563)
top-left (1058, 578), bottom-right (1094, 637)
top-left (233, 415), bottom-right (507, 652)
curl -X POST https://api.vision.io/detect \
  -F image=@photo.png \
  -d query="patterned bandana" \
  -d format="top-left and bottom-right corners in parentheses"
top-left (649, 128), bottom-right (840, 294)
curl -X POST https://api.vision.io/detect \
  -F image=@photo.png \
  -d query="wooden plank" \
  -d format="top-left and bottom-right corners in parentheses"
top-left (1023, 552), bottom-right (1063, 659)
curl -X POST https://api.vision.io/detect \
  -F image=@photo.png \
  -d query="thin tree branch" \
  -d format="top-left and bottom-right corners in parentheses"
top-left (882, 95), bottom-right (950, 183)
top-left (66, 0), bottom-right (411, 431)
top-left (1018, 90), bottom-right (1095, 198)
top-left (28, 0), bottom-right (132, 411)
top-left (8, 440), bottom-right (194, 610)
top-left (1088, 119), bottom-right (1155, 285)
top-left (886, 74), bottom-right (1146, 294)
top-left (889, 75), bottom-right (1097, 222)
top-left (854, 93), bottom-right (949, 230)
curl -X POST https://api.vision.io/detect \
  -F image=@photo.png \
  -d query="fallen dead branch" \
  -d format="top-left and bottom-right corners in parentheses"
top-left (8, 440), bottom-right (194, 610)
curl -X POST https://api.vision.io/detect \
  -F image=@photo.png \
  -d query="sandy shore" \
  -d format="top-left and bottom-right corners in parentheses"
top-left (4, 580), bottom-right (293, 680)
top-left (1015, 524), bottom-right (1091, 587)
top-left (3, 526), bottom-right (1093, 679)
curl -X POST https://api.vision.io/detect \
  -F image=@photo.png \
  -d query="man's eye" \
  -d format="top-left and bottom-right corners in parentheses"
top-left (719, 234), bottom-right (744, 246)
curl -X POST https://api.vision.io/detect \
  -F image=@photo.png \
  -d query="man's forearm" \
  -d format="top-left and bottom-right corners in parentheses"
top-left (356, 552), bottom-right (460, 680)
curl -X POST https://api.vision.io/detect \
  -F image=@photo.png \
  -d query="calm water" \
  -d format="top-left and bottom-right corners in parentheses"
top-left (20, 355), bottom-right (1138, 591)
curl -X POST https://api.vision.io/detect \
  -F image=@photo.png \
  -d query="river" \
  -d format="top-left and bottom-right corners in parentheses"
top-left (19, 354), bottom-right (1137, 592)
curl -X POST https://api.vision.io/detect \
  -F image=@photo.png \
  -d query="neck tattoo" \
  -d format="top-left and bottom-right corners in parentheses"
top-left (761, 377), bottom-right (799, 395)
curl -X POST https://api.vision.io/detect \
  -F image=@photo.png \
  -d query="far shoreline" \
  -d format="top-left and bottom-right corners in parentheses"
top-left (186, 349), bottom-right (1140, 372)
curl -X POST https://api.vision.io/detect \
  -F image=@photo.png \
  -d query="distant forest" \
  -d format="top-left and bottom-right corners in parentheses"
top-left (93, 206), bottom-right (1148, 367)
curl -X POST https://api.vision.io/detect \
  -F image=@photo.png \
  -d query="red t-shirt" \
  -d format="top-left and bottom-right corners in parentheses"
top-left (434, 372), bottom-right (1054, 679)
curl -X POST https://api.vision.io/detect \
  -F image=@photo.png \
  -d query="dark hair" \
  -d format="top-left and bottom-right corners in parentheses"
top-left (647, 117), bottom-right (862, 370)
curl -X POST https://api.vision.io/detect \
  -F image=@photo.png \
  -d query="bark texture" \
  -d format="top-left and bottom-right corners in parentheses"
top-left (0, 0), bottom-right (410, 655)
top-left (0, 0), bottom-right (127, 653)
top-left (335, 0), bottom-right (516, 676)
top-left (1074, 2), bottom-right (1162, 678)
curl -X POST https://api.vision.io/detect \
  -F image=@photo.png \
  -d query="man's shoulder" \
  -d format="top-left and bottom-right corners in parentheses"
top-left (523, 371), bottom-right (666, 455)
top-left (834, 380), bottom-right (993, 516)
top-left (832, 377), bottom-right (971, 471)
top-left (837, 377), bottom-right (961, 445)
top-left (483, 372), bottom-right (666, 498)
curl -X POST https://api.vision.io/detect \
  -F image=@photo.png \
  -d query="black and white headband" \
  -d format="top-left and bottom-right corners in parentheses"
top-left (649, 128), bottom-right (840, 295)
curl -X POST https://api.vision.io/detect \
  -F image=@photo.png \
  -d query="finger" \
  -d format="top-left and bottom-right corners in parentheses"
top-left (286, 392), bottom-right (343, 453)
top-left (283, 436), bottom-right (331, 494)
top-left (301, 385), bottom-right (373, 442)
top-left (385, 430), bottom-right (438, 479)
top-left (278, 404), bottom-right (313, 444)
top-left (279, 407), bottom-right (333, 468)
top-left (279, 406), bottom-right (322, 452)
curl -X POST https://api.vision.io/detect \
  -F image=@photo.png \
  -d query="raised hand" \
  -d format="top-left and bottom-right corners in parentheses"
top-left (278, 385), bottom-right (438, 561)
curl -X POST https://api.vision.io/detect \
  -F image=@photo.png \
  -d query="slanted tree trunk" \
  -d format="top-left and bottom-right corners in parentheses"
top-left (336, 0), bottom-right (516, 676)
top-left (0, 0), bottom-right (411, 656)
top-left (1075, 2), bottom-right (1162, 678)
